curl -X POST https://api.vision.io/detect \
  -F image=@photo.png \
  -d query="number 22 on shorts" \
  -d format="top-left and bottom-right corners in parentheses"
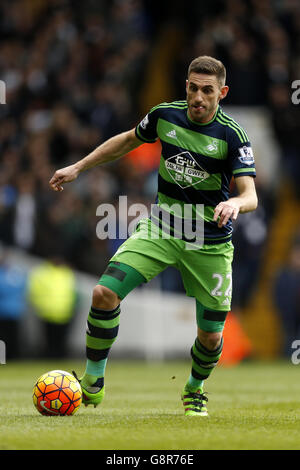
top-left (210, 273), bottom-right (232, 297)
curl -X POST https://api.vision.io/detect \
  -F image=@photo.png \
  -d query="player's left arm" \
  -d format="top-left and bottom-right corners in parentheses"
top-left (213, 176), bottom-right (258, 228)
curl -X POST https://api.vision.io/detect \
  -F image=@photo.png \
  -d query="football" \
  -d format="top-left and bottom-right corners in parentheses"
top-left (32, 370), bottom-right (82, 416)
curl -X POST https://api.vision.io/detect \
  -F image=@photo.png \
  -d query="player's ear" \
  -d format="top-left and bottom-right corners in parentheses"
top-left (219, 85), bottom-right (229, 101)
top-left (186, 79), bottom-right (189, 92)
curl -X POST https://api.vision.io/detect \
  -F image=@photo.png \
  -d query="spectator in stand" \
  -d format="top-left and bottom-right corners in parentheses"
top-left (225, 38), bottom-right (267, 105)
top-left (231, 176), bottom-right (274, 310)
top-left (28, 254), bottom-right (78, 358)
top-left (0, 244), bottom-right (27, 359)
top-left (273, 241), bottom-right (300, 357)
top-left (268, 83), bottom-right (300, 199)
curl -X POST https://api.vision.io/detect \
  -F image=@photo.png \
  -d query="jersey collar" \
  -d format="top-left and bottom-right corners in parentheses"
top-left (186, 104), bottom-right (219, 126)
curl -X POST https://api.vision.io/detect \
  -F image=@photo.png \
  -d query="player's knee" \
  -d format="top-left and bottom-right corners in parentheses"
top-left (197, 329), bottom-right (222, 351)
top-left (92, 284), bottom-right (119, 310)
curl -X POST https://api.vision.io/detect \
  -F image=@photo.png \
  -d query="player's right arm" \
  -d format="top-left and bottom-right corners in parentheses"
top-left (49, 128), bottom-right (141, 192)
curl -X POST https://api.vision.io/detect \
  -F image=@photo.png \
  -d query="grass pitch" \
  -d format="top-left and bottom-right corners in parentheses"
top-left (0, 359), bottom-right (300, 450)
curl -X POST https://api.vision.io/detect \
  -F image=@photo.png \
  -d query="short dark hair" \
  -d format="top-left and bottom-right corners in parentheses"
top-left (188, 56), bottom-right (226, 87)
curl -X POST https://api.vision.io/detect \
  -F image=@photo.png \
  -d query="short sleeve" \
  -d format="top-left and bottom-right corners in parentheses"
top-left (135, 107), bottom-right (160, 143)
top-left (227, 127), bottom-right (256, 178)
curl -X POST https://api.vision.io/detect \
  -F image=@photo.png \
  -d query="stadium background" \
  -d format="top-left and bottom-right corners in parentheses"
top-left (0, 0), bottom-right (300, 364)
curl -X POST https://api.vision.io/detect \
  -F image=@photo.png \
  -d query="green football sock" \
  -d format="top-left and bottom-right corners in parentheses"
top-left (186, 374), bottom-right (204, 392)
top-left (189, 337), bottom-right (223, 384)
top-left (82, 304), bottom-right (121, 389)
top-left (81, 359), bottom-right (108, 389)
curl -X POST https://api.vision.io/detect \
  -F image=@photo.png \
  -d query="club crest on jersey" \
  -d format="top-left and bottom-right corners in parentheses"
top-left (165, 151), bottom-right (210, 189)
top-left (238, 146), bottom-right (254, 166)
top-left (206, 140), bottom-right (218, 153)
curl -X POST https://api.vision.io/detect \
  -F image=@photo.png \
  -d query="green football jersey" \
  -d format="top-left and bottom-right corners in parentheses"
top-left (135, 100), bottom-right (256, 244)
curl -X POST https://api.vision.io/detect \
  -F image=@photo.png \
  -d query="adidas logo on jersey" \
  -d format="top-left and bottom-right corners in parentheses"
top-left (166, 129), bottom-right (177, 139)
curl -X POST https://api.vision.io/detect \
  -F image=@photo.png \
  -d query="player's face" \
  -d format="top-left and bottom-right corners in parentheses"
top-left (186, 73), bottom-right (229, 123)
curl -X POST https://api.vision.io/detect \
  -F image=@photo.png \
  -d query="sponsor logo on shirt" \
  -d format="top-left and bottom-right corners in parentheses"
top-left (165, 151), bottom-right (210, 189)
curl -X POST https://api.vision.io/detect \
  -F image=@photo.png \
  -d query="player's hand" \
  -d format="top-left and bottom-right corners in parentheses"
top-left (213, 200), bottom-right (240, 228)
top-left (49, 164), bottom-right (80, 192)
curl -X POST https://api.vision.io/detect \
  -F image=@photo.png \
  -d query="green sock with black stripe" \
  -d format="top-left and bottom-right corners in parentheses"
top-left (81, 304), bottom-right (121, 390)
top-left (186, 337), bottom-right (223, 392)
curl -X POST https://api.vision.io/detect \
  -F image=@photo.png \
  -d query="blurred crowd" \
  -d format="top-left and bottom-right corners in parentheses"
top-left (0, 0), bottom-right (300, 358)
top-left (0, 0), bottom-right (153, 277)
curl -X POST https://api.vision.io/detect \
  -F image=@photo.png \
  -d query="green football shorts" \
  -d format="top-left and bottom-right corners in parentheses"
top-left (98, 218), bottom-right (234, 332)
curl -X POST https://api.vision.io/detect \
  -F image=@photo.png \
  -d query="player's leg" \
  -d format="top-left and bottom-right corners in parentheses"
top-left (179, 241), bottom-right (233, 416)
top-left (80, 284), bottom-right (120, 399)
top-left (182, 303), bottom-right (226, 416)
top-left (78, 262), bottom-right (146, 406)
top-left (187, 303), bottom-right (226, 391)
